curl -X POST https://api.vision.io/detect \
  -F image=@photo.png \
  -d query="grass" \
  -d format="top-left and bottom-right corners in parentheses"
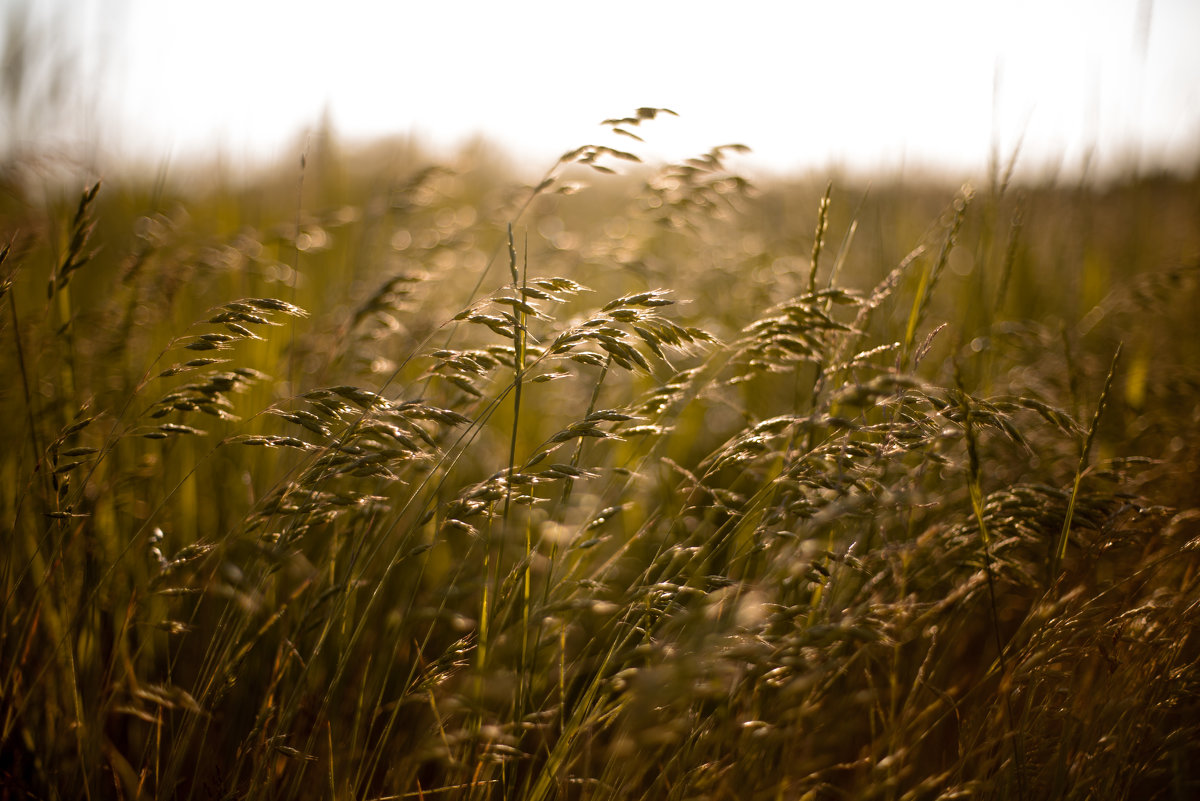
top-left (2, 115), bottom-right (1199, 800)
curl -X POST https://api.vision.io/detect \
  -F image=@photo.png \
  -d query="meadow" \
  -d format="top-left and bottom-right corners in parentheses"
top-left (2, 114), bottom-right (1200, 800)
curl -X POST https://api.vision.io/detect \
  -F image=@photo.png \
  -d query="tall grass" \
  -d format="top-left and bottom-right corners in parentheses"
top-left (2, 118), bottom-right (1199, 800)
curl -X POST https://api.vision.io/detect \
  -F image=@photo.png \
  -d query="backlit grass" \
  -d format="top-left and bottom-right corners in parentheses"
top-left (2, 117), bottom-right (1199, 800)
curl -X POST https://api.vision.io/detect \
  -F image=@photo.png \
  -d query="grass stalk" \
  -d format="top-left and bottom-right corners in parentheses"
top-left (1051, 342), bottom-right (1123, 582)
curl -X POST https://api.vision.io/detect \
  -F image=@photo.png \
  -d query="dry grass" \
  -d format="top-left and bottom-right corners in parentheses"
top-left (2, 117), bottom-right (1199, 800)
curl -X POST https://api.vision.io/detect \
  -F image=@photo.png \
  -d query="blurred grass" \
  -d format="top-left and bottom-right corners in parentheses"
top-left (2, 122), bottom-right (1199, 800)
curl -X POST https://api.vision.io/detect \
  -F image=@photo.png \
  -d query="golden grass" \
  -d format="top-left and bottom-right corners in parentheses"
top-left (2, 119), bottom-right (1199, 800)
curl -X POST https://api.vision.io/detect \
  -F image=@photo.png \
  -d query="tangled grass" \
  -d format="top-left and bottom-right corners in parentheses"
top-left (2, 117), bottom-right (1199, 800)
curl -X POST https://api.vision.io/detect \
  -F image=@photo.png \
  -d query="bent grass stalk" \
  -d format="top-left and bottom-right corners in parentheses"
top-left (958, 372), bottom-right (1027, 800)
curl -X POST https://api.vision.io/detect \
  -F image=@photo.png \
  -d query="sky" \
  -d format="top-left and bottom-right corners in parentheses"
top-left (5, 0), bottom-right (1199, 180)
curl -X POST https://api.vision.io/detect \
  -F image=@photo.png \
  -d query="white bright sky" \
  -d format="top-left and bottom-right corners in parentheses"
top-left (13, 0), bottom-right (1200, 180)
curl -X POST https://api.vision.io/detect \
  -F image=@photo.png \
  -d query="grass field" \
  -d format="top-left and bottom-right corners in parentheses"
top-left (2, 116), bottom-right (1200, 800)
